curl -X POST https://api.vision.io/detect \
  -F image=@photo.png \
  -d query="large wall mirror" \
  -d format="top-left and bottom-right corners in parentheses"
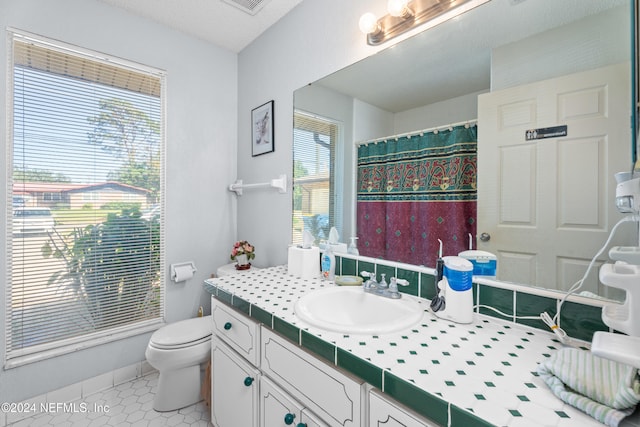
top-left (293, 0), bottom-right (634, 299)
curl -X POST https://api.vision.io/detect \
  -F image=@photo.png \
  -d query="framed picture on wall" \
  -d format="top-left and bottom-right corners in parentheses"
top-left (251, 100), bottom-right (274, 156)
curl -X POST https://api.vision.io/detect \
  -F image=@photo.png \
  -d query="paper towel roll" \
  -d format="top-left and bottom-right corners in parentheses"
top-left (288, 246), bottom-right (320, 279)
top-left (171, 263), bottom-right (195, 282)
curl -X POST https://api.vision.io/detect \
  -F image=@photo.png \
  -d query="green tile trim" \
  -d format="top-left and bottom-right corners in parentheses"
top-left (250, 304), bottom-right (273, 327)
top-left (273, 317), bottom-right (300, 344)
top-left (559, 301), bottom-right (607, 342)
top-left (359, 260), bottom-right (375, 276)
top-left (336, 348), bottom-right (383, 389)
top-left (420, 272), bottom-right (437, 300)
top-left (216, 288), bottom-right (233, 306)
top-left (396, 268), bottom-right (419, 297)
top-left (384, 372), bottom-right (448, 426)
top-left (450, 404), bottom-right (495, 427)
top-left (233, 297), bottom-right (250, 315)
top-left (335, 255), bottom-right (343, 276)
top-left (301, 331), bottom-right (336, 363)
top-left (341, 257), bottom-right (357, 276)
top-left (478, 285), bottom-right (513, 319)
top-left (515, 292), bottom-right (556, 331)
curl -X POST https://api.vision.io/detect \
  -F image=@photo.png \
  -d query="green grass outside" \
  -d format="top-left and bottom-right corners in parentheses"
top-left (52, 209), bottom-right (120, 226)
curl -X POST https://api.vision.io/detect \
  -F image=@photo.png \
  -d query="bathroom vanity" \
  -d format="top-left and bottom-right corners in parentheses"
top-left (205, 266), bottom-right (639, 427)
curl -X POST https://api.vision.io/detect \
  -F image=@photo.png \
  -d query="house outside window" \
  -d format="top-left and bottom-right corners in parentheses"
top-left (6, 31), bottom-right (166, 367)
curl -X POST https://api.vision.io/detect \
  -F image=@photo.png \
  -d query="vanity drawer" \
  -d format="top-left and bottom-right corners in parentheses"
top-left (211, 297), bottom-right (260, 366)
top-left (261, 327), bottom-right (363, 427)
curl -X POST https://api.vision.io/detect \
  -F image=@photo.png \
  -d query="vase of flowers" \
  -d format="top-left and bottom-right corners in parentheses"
top-left (230, 240), bottom-right (255, 270)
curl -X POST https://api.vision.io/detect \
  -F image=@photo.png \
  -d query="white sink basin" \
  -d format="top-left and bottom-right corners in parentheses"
top-left (293, 286), bottom-right (424, 334)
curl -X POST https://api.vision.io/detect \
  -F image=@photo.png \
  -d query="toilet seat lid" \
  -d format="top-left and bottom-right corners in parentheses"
top-left (150, 316), bottom-right (212, 348)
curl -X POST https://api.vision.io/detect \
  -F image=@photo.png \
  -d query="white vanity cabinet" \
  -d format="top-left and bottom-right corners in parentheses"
top-left (369, 390), bottom-right (436, 427)
top-left (261, 376), bottom-right (327, 427)
top-left (261, 327), bottom-right (364, 427)
top-left (212, 296), bottom-right (415, 427)
top-left (211, 336), bottom-right (260, 427)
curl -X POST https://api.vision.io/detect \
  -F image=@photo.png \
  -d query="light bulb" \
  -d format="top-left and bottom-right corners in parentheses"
top-left (387, 0), bottom-right (409, 17)
top-left (359, 12), bottom-right (379, 35)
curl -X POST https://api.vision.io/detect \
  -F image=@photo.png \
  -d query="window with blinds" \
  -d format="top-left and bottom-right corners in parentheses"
top-left (6, 32), bottom-right (165, 366)
top-left (292, 111), bottom-right (341, 245)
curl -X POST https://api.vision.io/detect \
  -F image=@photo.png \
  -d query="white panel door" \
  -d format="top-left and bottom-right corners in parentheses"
top-left (477, 62), bottom-right (634, 294)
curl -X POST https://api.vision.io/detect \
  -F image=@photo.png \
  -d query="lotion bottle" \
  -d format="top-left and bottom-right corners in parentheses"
top-left (321, 243), bottom-right (336, 281)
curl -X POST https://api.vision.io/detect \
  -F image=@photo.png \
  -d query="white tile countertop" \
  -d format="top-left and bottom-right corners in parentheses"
top-left (204, 266), bottom-right (640, 427)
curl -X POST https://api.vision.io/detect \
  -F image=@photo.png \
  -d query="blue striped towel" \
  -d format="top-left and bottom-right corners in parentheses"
top-left (537, 348), bottom-right (640, 427)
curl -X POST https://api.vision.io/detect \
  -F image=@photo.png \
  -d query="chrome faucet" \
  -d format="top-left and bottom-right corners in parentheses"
top-left (388, 277), bottom-right (410, 298)
top-left (378, 273), bottom-right (388, 289)
top-left (360, 271), bottom-right (377, 289)
top-left (360, 271), bottom-right (410, 299)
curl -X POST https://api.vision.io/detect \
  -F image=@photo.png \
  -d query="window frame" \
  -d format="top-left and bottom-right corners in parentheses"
top-left (4, 29), bottom-right (167, 368)
top-left (292, 109), bottom-right (344, 244)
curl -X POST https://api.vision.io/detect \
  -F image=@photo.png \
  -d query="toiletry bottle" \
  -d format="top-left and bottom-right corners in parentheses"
top-left (348, 236), bottom-right (359, 255)
top-left (321, 243), bottom-right (336, 281)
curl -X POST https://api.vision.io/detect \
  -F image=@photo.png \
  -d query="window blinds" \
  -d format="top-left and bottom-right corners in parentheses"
top-left (7, 32), bottom-right (165, 364)
top-left (292, 111), bottom-right (341, 244)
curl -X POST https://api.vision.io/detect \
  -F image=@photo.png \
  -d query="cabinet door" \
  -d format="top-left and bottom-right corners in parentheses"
top-left (369, 391), bottom-right (435, 427)
top-left (300, 408), bottom-right (328, 427)
top-left (211, 337), bottom-right (260, 427)
top-left (260, 376), bottom-right (304, 427)
top-left (261, 328), bottom-right (362, 427)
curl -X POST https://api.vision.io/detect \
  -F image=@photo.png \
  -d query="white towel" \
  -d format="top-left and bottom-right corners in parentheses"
top-left (537, 348), bottom-right (640, 427)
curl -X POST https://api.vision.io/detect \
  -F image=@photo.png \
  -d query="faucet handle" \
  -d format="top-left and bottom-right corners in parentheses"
top-left (360, 271), bottom-right (377, 288)
top-left (360, 271), bottom-right (375, 280)
top-left (389, 277), bottom-right (409, 292)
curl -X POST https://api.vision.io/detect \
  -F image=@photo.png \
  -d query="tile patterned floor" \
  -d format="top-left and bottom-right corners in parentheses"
top-left (7, 372), bottom-right (211, 427)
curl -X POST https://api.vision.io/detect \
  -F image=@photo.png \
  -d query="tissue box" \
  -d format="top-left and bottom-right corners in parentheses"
top-left (288, 246), bottom-right (320, 279)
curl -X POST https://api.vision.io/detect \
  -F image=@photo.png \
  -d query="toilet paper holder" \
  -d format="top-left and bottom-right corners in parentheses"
top-left (170, 261), bottom-right (197, 282)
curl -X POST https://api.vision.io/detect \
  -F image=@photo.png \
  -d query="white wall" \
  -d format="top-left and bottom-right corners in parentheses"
top-left (394, 90), bottom-right (485, 134)
top-left (0, 0), bottom-right (237, 402)
top-left (236, 0), bottom-right (422, 267)
top-left (491, 4), bottom-right (629, 90)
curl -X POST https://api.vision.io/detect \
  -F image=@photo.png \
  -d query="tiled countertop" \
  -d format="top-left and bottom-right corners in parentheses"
top-left (204, 266), bottom-right (640, 427)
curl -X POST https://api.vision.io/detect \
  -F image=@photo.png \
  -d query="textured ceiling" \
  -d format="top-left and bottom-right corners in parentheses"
top-left (99, 0), bottom-right (302, 53)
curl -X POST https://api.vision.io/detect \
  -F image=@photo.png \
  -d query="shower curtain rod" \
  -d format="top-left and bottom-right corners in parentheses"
top-left (356, 119), bottom-right (478, 147)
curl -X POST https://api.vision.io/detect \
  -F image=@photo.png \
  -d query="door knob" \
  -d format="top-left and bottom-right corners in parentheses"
top-left (479, 232), bottom-right (491, 242)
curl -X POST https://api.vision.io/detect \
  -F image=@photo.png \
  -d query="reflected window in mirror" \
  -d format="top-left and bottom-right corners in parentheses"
top-left (292, 111), bottom-right (343, 245)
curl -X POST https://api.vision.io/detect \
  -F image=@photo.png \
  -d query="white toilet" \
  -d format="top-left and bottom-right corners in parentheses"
top-left (145, 316), bottom-right (212, 411)
top-left (146, 263), bottom-right (260, 411)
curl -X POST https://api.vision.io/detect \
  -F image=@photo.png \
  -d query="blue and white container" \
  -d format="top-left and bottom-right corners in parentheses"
top-left (458, 250), bottom-right (497, 278)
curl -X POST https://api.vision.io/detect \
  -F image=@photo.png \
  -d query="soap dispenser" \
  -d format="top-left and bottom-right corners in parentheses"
top-left (348, 237), bottom-right (359, 255)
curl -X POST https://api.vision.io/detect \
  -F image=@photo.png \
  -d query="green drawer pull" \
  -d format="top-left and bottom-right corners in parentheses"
top-left (284, 413), bottom-right (295, 425)
top-left (243, 376), bottom-right (254, 387)
top-left (223, 322), bottom-right (232, 330)
top-left (296, 424), bottom-right (307, 427)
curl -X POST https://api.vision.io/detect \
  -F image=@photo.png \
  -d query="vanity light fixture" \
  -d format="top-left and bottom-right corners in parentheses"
top-left (359, 0), bottom-right (483, 46)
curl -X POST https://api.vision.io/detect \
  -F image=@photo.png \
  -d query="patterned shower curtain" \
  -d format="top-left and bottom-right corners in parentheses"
top-left (356, 124), bottom-right (477, 267)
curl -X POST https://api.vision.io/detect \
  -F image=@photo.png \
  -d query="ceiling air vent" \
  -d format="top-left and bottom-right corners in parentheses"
top-left (220, 0), bottom-right (272, 15)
